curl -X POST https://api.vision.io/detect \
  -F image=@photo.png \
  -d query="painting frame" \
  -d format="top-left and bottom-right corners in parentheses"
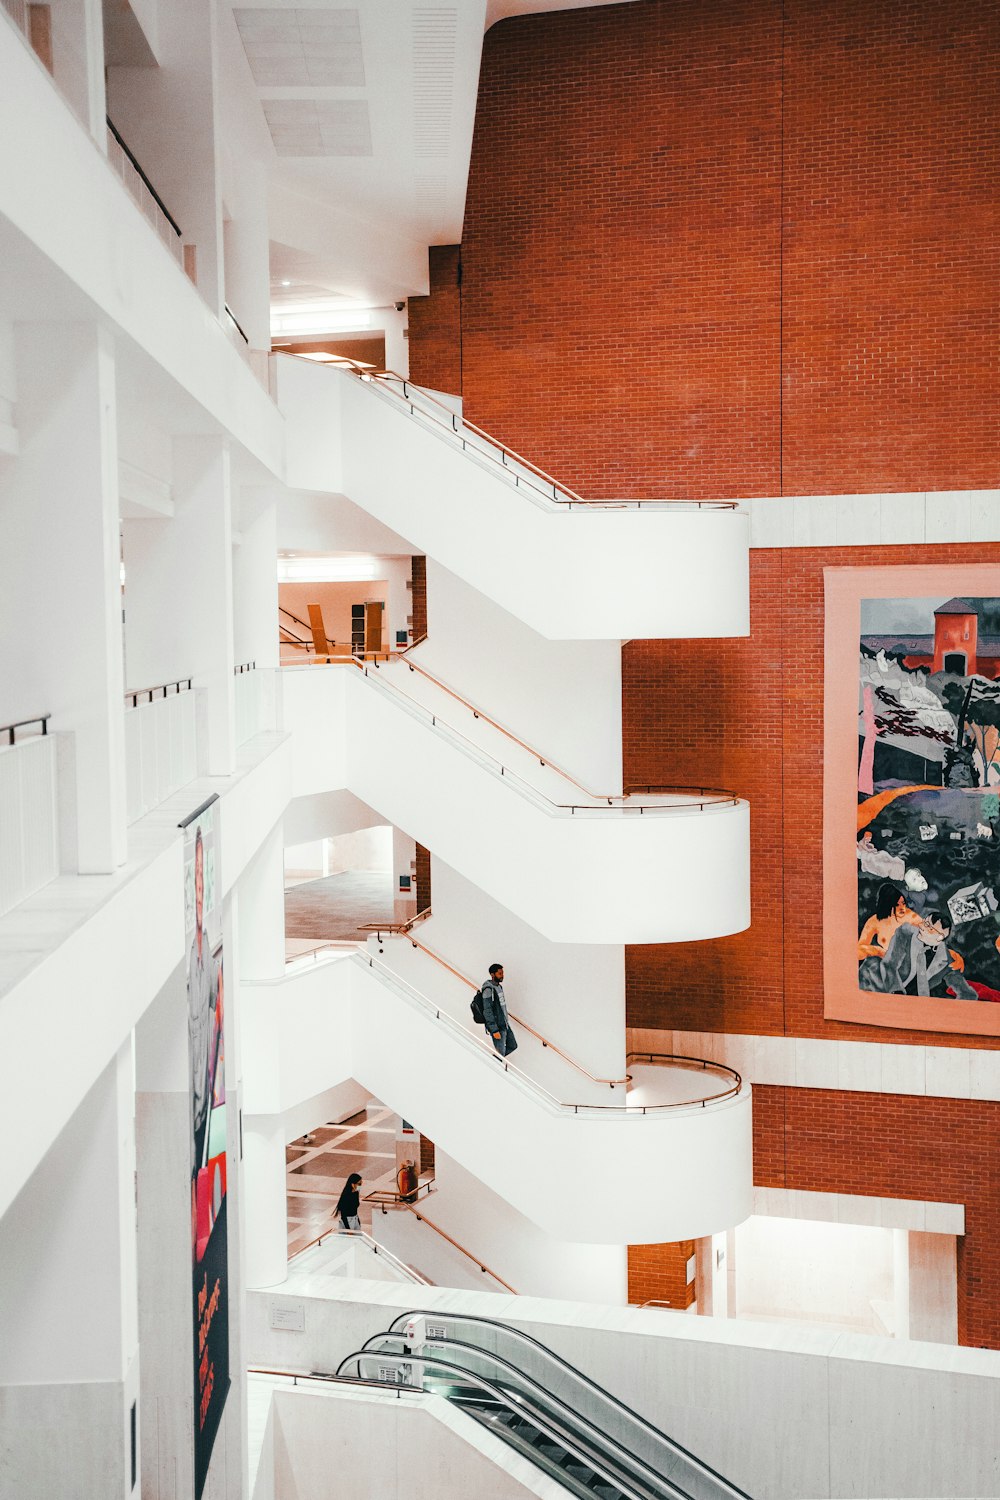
top-left (824, 564), bottom-right (1000, 1036)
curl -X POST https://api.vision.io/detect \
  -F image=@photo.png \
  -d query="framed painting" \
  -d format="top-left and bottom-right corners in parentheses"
top-left (824, 565), bottom-right (1000, 1035)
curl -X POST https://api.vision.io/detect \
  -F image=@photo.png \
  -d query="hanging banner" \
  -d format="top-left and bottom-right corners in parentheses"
top-left (182, 796), bottom-right (230, 1497)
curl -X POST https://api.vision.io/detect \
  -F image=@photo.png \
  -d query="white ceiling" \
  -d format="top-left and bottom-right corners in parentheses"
top-left (221, 0), bottom-right (636, 308)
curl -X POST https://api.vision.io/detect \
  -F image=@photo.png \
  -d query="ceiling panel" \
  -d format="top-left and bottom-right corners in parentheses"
top-left (263, 98), bottom-right (373, 155)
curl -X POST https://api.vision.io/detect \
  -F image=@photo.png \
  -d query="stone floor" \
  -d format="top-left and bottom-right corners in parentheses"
top-left (284, 870), bottom-right (398, 947)
top-left (286, 1101), bottom-right (410, 1256)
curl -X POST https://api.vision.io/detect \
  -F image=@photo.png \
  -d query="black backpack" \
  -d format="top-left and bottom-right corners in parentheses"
top-left (470, 988), bottom-right (486, 1025)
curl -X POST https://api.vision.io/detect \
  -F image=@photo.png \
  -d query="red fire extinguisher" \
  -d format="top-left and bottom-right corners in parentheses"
top-left (397, 1160), bottom-right (418, 1203)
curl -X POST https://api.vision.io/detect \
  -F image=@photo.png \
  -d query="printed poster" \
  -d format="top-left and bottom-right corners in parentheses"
top-left (182, 796), bottom-right (230, 1496)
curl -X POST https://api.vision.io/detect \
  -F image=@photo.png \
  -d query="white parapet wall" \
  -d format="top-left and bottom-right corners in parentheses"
top-left (276, 356), bottom-right (750, 642)
top-left (0, 732), bottom-right (58, 917)
top-left (279, 664), bottom-right (751, 945)
top-left (123, 689), bottom-right (197, 824)
top-left (246, 1281), bottom-right (1000, 1500)
top-left (243, 953), bottom-right (753, 1245)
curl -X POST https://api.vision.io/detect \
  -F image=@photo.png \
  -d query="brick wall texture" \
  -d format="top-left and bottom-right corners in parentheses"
top-left (628, 1241), bottom-right (697, 1309)
top-left (407, 245), bottom-right (462, 395)
top-left (405, 0), bottom-right (1000, 1337)
top-left (449, 0), bottom-right (1000, 499)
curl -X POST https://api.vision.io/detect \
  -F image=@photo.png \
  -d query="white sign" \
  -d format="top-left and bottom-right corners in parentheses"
top-left (270, 1302), bottom-right (305, 1332)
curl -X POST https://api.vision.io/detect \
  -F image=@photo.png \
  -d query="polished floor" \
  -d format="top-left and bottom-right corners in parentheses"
top-left (284, 869), bottom-right (418, 960)
top-left (286, 1101), bottom-right (423, 1256)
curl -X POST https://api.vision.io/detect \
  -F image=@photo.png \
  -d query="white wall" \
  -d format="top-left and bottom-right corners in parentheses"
top-left (421, 859), bottom-right (625, 1080)
top-left (327, 824), bottom-right (393, 874)
top-left (424, 559), bottom-right (623, 791)
top-left (1, 24), bottom-right (282, 475)
top-left (326, 364), bottom-right (751, 641)
top-left (270, 1383), bottom-right (547, 1500)
top-left (245, 1281), bottom-right (1000, 1500)
top-left (733, 1216), bottom-right (896, 1335)
top-left (242, 953), bottom-right (752, 1245)
top-left (405, 1149), bottom-right (628, 1304)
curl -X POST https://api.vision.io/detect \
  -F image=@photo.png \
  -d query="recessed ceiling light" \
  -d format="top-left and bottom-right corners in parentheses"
top-left (281, 280), bottom-right (291, 287)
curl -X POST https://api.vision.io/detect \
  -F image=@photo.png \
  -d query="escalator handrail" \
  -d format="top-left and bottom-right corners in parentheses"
top-left (387, 1310), bottom-right (752, 1500)
top-left (337, 1346), bottom-right (684, 1500)
top-left (358, 1334), bottom-right (699, 1500)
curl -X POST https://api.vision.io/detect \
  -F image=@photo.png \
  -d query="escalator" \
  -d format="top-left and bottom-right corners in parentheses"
top-left (334, 1310), bottom-right (752, 1500)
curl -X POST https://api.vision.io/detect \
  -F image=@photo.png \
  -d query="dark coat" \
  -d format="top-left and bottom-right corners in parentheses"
top-left (481, 979), bottom-right (518, 1055)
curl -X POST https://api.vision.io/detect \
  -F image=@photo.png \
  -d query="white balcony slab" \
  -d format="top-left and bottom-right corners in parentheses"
top-left (246, 951), bottom-right (753, 1246)
top-left (278, 357), bottom-right (750, 642)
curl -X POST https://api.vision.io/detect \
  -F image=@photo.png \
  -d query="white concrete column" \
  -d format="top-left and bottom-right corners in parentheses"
top-left (222, 159), bottom-right (271, 350)
top-left (105, 0), bottom-right (225, 313)
top-left (50, 0), bottom-right (107, 141)
top-left (239, 821), bottom-right (286, 982)
top-left (908, 1230), bottom-right (958, 1344)
top-left (233, 485), bottom-right (279, 671)
top-left (0, 1045), bottom-right (138, 1496)
top-left (382, 306), bottom-right (409, 376)
top-left (393, 826), bottom-right (416, 906)
top-left (237, 821), bottom-right (288, 1288)
top-left (243, 1116), bottom-right (288, 1289)
top-left (134, 963), bottom-right (194, 1498)
top-left (123, 434), bottom-right (235, 776)
top-left (0, 322), bottom-right (126, 873)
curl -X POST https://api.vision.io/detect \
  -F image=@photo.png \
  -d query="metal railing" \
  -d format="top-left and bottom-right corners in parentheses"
top-left (319, 355), bottom-right (740, 513)
top-left (290, 1225), bottom-right (430, 1286)
top-left (364, 948), bottom-right (740, 1116)
top-left (124, 677), bottom-right (191, 708)
top-left (372, 1201), bottom-right (518, 1293)
top-left (105, 116), bottom-right (183, 266)
top-left (364, 1175), bottom-right (436, 1208)
top-left (1, 713), bottom-right (50, 746)
top-left (286, 653), bottom-right (739, 817)
top-left (361, 916), bottom-right (630, 1090)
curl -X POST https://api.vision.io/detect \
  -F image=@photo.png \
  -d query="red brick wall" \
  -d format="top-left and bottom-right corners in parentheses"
top-left (407, 246), bottom-right (463, 394)
top-left (410, 555), bottom-right (427, 642)
top-left (414, 843), bottom-right (432, 911)
top-left (628, 1241), bottom-right (697, 1309)
top-left (755, 1087), bottom-right (1000, 1348)
top-left (454, 0), bottom-right (1000, 498)
top-left (624, 542), bottom-right (1000, 1049)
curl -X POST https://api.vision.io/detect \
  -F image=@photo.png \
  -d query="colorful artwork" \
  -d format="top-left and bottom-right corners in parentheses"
top-left (182, 797), bottom-right (230, 1498)
top-left (857, 596), bottom-right (1000, 1004)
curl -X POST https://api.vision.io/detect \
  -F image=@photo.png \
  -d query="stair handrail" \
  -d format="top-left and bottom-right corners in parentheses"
top-left (386, 1310), bottom-right (753, 1500)
top-left (124, 677), bottom-right (192, 706)
top-left (332, 359), bottom-right (739, 513)
top-left (364, 1173), bottom-right (436, 1207)
top-left (268, 945), bottom-right (742, 1113)
top-left (356, 950), bottom-right (740, 1114)
top-left (289, 1224), bottom-right (430, 1285)
top-left (372, 1202), bottom-right (518, 1293)
top-left (279, 604), bottom-right (314, 633)
top-left (287, 652), bottom-right (739, 814)
top-left (360, 921), bottom-right (630, 1089)
top-left (1, 713), bottom-right (50, 746)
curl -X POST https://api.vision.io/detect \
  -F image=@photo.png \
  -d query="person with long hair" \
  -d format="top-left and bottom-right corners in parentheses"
top-left (335, 1171), bottom-right (363, 1231)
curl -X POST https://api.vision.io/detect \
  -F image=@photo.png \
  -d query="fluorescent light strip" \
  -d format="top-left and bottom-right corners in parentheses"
top-left (278, 557), bottom-right (382, 583)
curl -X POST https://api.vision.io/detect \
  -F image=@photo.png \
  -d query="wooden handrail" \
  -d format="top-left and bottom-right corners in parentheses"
top-left (317, 356), bottom-right (739, 511)
top-left (289, 1224), bottom-right (431, 1284)
top-left (364, 922), bottom-right (630, 1089)
top-left (376, 1201), bottom-right (518, 1293)
top-left (299, 647), bottom-right (738, 811)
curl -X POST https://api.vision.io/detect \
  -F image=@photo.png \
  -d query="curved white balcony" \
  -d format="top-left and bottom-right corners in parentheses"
top-left (277, 357), bottom-right (750, 642)
top-left (281, 661), bottom-right (750, 945)
top-left (245, 946), bottom-right (753, 1245)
